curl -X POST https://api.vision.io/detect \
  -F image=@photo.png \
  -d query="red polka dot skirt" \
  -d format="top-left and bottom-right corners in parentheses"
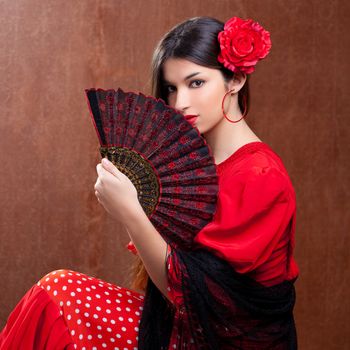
top-left (0, 269), bottom-right (145, 349)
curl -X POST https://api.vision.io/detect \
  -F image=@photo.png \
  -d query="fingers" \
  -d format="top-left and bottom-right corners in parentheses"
top-left (101, 158), bottom-right (121, 178)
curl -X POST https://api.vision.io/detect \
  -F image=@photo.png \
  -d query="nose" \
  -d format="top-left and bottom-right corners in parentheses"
top-left (174, 89), bottom-right (190, 113)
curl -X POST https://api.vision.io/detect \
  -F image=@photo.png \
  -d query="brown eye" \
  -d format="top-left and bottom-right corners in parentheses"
top-left (165, 85), bottom-right (176, 94)
top-left (190, 80), bottom-right (205, 88)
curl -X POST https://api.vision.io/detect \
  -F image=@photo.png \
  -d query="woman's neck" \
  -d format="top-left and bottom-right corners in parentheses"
top-left (202, 118), bottom-right (261, 164)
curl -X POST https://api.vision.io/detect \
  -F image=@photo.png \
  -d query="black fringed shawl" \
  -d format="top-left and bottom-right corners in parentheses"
top-left (138, 247), bottom-right (297, 350)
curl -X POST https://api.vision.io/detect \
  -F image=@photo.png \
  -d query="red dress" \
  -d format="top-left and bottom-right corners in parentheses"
top-left (0, 141), bottom-right (299, 349)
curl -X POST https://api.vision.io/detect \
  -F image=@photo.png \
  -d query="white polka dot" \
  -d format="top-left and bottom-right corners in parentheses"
top-left (67, 314), bottom-right (72, 320)
top-left (134, 327), bottom-right (139, 331)
top-left (127, 299), bottom-right (133, 304)
top-left (116, 299), bottom-right (121, 304)
top-left (77, 280), bottom-right (82, 284)
top-left (110, 337), bottom-right (115, 342)
top-left (98, 334), bottom-right (102, 339)
top-left (106, 299), bottom-right (111, 304)
top-left (68, 279), bottom-right (73, 283)
top-left (88, 335), bottom-right (92, 340)
top-left (75, 308), bottom-right (80, 314)
top-left (66, 301), bottom-right (71, 306)
top-left (106, 309), bottom-right (111, 314)
top-left (102, 317), bottom-right (108, 322)
top-left (84, 312), bottom-right (89, 317)
top-left (77, 299), bottom-right (82, 304)
top-left (91, 285), bottom-right (96, 289)
top-left (128, 317), bottom-right (133, 322)
top-left (60, 273), bottom-right (65, 277)
top-left (79, 334), bottom-right (83, 340)
top-left (96, 294), bottom-right (101, 298)
top-left (53, 290), bottom-right (58, 296)
top-left (97, 325), bottom-right (102, 330)
top-left (111, 319), bottom-right (116, 324)
top-left (86, 296), bottom-right (92, 301)
top-left (127, 340), bottom-right (132, 344)
top-left (116, 334), bottom-right (121, 338)
top-left (126, 307), bottom-right (131, 312)
top-left (70, 292), bottom-right (76, 297)
top-left (76, 287), bottom-right (82, 292)
top-left (54, 278), bottom-right (58, 283)
top-left (102, 344), bottom-right (107, 348)
top-left (85, 303), bottom-right (90, 308)
top-left (96, 306), bottom-right (101, 311)
top-left (82, 277), bottom-right (87, 281)
top-left (121, 327), bottom-right (126, 332)
top-left (45, 277), bottom-right (50, 282)
top-left (86, 287), bottom-right (91, 292)
top-left (46, 285), bottom-right (51, 291)
top-left (93, 314), bottom-right (99, 319)
top-left (116, 307), bottom-right (122, 312)
top-left (62, 286), bottom-right (67, 291)
top-left (77, 319), bottom-right (82, 325)
top-left (107, 327), bottom-right (112, 332)
top-left (86, 322), bottom-right (91, 327)
top-left (104, 291), bottom-right (110, 295)
top-left (117, 293), bottom-right (123, 297)
top-left (71, 330), bottom-right (75, 336)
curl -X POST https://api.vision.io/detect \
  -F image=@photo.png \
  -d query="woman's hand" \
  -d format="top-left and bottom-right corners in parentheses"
top-left (94, 158), bottom-right (142, 224)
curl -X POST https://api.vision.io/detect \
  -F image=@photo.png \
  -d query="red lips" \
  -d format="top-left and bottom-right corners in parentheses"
top-left (184, 115), bottom-right (198, 126)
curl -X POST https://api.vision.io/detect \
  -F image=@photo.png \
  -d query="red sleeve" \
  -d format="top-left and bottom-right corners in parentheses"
top-left (194, 165), bottom-right (296, 278)
top-left (165, 244), bottom-right (185, 309)
top-left (165, 165), bottom-right (297, 306)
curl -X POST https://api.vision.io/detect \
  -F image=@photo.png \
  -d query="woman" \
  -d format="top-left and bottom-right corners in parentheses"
top-left (0, 16), bottom-right (299, 349)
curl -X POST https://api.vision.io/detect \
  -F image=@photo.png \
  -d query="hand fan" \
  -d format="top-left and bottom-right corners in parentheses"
top-left (85, 88), bottom-right (218, 248)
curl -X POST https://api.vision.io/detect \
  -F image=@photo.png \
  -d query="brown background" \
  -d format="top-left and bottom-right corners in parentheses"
top-left (0, 0), bottom-right (349, 349)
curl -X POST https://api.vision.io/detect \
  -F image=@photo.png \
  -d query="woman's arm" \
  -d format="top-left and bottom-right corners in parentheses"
top-left (94, 158), bottom-right (169, 299)
top-left (123, 207), bottom-right (169, 299)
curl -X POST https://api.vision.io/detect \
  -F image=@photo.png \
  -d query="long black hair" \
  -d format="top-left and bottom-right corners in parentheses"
top-left (151, 16), bottom-right (250, 115)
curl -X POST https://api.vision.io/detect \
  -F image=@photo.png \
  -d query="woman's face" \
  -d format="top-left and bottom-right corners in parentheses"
top-left (162, 58), bottom-right (232, 135)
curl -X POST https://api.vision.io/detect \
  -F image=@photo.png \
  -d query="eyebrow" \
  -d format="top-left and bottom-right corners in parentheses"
top-left (163, 72), bottom-right (201, 85)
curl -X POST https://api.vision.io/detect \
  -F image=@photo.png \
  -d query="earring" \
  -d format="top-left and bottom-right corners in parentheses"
top-left (221, 89), bottom-right (247, 123)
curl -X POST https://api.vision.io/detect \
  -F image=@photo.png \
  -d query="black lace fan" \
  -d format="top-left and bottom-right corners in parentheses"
top-left (85, 88), bottom-right (218, 247)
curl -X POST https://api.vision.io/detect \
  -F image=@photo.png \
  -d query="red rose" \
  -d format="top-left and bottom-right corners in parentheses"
top-left (218, 17), bottom-right (272, 74)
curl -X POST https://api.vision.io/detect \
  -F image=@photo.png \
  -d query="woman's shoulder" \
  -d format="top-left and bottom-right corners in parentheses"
top-left (218, 141), bottom-right (295, 197)
top-left (219, 142), bottom-right (289, 176)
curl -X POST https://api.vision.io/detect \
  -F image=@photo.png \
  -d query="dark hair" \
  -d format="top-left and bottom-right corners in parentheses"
top-left (151, 16), bottom-right (250, 115)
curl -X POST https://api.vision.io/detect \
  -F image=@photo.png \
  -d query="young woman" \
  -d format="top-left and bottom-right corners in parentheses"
top-left (0, 16), bottom-right (299, 349)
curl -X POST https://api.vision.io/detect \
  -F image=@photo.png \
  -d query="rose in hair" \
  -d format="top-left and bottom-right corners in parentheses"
top-left (218, 17), bottom-right (272, 74)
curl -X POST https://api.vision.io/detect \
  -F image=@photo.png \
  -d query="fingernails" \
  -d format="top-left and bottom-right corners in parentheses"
top-left (102, 158), bottom-right (109, 166)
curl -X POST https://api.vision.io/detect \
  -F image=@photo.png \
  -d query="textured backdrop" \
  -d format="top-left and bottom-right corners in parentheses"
top-left (0, 1), bottom-right (349, 349)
